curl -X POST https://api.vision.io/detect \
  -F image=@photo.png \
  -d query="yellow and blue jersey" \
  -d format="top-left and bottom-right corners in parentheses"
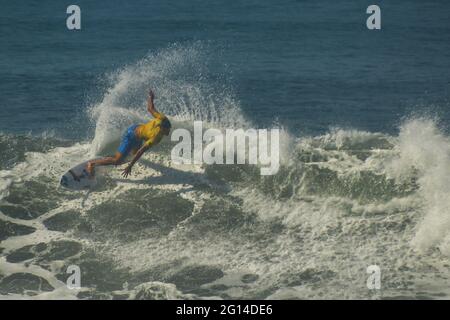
top-left (135, 112), bottom-right (167, 148)
top-left (117, 112), bottom-right (168, 157)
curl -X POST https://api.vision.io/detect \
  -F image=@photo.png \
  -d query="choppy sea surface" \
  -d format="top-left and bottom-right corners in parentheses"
top-left (1, 1), bottom-right (450, 299)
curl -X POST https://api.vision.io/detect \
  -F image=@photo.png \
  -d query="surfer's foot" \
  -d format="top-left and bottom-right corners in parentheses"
top-left (86, 162), bottom-right (95, 177)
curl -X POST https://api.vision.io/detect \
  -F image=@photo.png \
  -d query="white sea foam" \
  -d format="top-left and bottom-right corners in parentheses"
top-left (1, 118), bottom-right (448, 299)
top-left (386, 118), bottom-right (450, 253)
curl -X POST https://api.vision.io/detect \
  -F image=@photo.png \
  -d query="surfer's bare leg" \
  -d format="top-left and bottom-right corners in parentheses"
top-left (86, 152), bottom-right (124, 176)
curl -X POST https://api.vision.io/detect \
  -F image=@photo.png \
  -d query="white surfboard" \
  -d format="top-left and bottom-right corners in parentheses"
top-left (60, 159), bottom-right (98, 190)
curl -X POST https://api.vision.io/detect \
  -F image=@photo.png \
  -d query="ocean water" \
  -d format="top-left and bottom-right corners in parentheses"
top-left (1, 0), bottom-right (450, 299)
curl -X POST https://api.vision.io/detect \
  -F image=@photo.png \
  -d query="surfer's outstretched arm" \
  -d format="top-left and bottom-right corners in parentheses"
top-left (122, 145), bottom-right (149, 178)
top-left (147, 89), bottom-right (159, 118)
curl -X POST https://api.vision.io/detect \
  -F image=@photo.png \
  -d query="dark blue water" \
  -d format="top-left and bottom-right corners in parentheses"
top-left (1, 0), bottom-right (449, 138)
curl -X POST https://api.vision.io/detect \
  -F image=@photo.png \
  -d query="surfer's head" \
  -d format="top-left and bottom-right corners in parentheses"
top-left (161, 118), bottom-right (172, 136)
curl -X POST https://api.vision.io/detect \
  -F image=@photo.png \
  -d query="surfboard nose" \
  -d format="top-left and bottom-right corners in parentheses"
top-left (60, 176), bottom-right (69, 187)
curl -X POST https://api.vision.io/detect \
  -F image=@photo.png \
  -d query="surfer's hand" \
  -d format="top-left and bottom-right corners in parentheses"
top-left (148, 89), bottom-right (155, 101)
top-left (122, 165), bottom-right (132, 178)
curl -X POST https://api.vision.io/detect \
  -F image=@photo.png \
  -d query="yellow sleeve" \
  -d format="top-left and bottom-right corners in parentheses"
top-left (153, 112), bottom-right (166, 120)
top-left (144, 134), bottom-right (163, 148)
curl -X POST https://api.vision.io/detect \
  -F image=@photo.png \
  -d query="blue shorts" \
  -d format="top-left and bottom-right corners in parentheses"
top-left (117, 125), bottom-right (143, 158)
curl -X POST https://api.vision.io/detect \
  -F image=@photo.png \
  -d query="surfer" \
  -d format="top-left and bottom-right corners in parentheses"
top-left (86, 89), bottom-right (172, 178)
